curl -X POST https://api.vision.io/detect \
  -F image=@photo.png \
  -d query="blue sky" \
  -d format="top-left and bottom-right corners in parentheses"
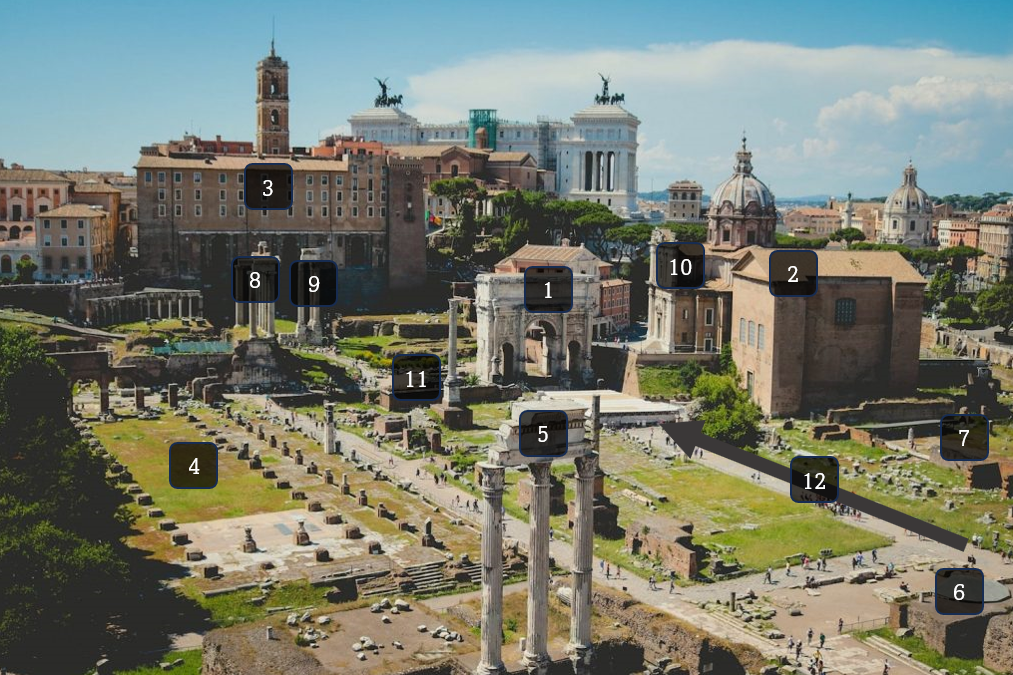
top-left (3, 0), bottom-right (1012, 197)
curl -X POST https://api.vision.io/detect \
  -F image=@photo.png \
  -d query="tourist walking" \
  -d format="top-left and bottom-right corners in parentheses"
top-left (807, 627), bottom-right (813, 645)
top-left (606, 563), bottom-right (611, 579)
top-left (838, 617), bottom-right (844, 633)
top-left (764, 567), bottom-right (773, 584)
top-left (883, 659), bottom-right (890, 675)
top-left (669, 578), bottom-right (675, 594)
top-left (786, 561), bottom-right (792, 577)
top-left (819, 633), bottom-right (825, 649)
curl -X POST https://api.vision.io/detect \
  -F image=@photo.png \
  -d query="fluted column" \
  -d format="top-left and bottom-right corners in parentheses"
top-left (265, 301), bottom-right (276, 339)
top-left (249, 300), bottom-right (259, 337)
top-left (477, 463), bottom-right (506, 675)
top-left (235, 302), bottom-right (245, 328)
top-left (522, 461), bottom-right (552, 675)
top-left (323, 402), bottom-right (335, 454)
top-left (568, 452), bottom-right (598, 675)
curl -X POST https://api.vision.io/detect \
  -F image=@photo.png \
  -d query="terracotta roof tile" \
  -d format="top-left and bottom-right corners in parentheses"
top-left (36, 204), bottom-right (108, 218)
top-left (0, 168), bottom-right (71, 183)
top-left (733, 249), bottom-right (925, 284)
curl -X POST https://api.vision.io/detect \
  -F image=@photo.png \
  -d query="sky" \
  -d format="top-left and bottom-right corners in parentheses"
top-left (2, 0), bottom-right (1012, 198)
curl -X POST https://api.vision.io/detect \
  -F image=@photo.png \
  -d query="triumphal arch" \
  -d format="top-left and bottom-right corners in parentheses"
top-left (476, 397), bottom-right (600, 675)
top-left (475, 272), bottom-right (597, 387)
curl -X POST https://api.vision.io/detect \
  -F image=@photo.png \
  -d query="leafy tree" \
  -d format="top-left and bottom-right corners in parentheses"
top-left (604, 223), bottom-right (653, 265)
top-left (933, 192), bottom-right (1013, 212)
top-left (719, 342), bottom-right (737, 377)
top-left (775, 233), bottom-right (829, 249)
top-left (0, 326), bottom-right (130, 667)
top-left (662, 222), bottom-right (708, 243)
top-left (430, 177), bottom-right (487, 256)
top-left (829, 227), bottom-right (866, 248)
top-left (498, 216), bottom-right (530, 256)
top-left (15, 258), bottom-right (37, 284)
top-left (691, 372), bottom-right (762, 447)
top-left (976, 280), bottom-right (1013, 334)
top-left (924, 268), bottom-right (957, 310)
top-left (942, 294), bottom-right (974, 321)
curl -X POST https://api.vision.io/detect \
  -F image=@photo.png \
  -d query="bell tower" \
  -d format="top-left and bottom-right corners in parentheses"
top-left (256, 40), bottom-right (290, 155)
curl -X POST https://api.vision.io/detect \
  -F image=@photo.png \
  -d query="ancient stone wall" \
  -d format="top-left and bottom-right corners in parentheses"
top-left (625, 521), bottom-right (698, 578)
top-left (983, 613), bottom-right (1013, 673)
top-left (826, 399), bottom-right (952, 425)
top-left (396, 322), bottom-right (471, 339)
top-left (0, 280), bottom-right (123, 318)
top-left (590, 586), bottom-right (764, 675)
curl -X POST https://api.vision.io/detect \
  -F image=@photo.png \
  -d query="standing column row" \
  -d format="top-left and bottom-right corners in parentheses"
top-left (477, 463), bottom-right (507, 675)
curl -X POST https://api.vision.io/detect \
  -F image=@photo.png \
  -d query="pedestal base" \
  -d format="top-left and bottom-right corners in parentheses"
top-left (431, 402), bottom-right (473, 430)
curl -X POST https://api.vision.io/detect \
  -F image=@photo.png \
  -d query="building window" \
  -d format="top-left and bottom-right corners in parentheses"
top-left (892, 219), bottom-right (898, 230)
top-left (322, 206), bottom-right (329, 217)
top-left (219, 173), bottom-right (227, 184)
top-left (367, 206), bottom-right (374, 218)
top-left (158, 189), bottom-right (166, 201)
top-left (194, 189), bottom-right (201, 200)
top-left (380, 206), bottom-right (386, 217)
top-left (43, 220), bottom-right (50, 229)
top-left (158, 204), bottom-right (166, 217)
top-left (193, 172), bottom-right (202, 183)
top-left (157, 171), bottom-right (166, 183)
top-left (78, 220), bottom-right (84, 228)
top-left (219, 205), bottom-right (227, 217)
top-left (835, 298), bottom-right (857, 325)
top-left (335, 176), bottom-right (343, 186)
top-left (681, 308), bottom-right (688, 320)
top-left (44, 235), bottom-right (51, 247)
top-left (238, 173), bottom-right (244, 184)
top-left (238, 190), bottom-right (244, 201)
top-left (336, 206), bottom-right (343, 217)
top-left (757, 324), bottom-right (765, 350)
top-left (287, 207), bottom-right (293, 217)
top-left (705, 308), bottom-right (714, 326)
top-left (175, 205), bottom-right (182, 217)
top-left (144, 171), bottom-right (152, 184)
top-left (77, 235), bottom-right (85, 246)
top-left (59, 219), bottom-right (67, 229)
top-left (219, 190), bottom-right (226, 201)
top-left (321, 175), bottom-right (328, 185)
top-left (336, 191), bottom-right (343, 202)
top-left (306, 175), bottom-right (313, 186)
top-left (238, 205), bottom-right (245, 217)
top-left (352, 206), bottom-right (358, 218)
top-left (748, 320), bottom-right (756, 346)
top-left (910, 220), bottom-right (916, 231)
top-left (174, 188), bottom-right (182, 200)
top-left (194, 205), bottom-right (202, 217)
top-left (61, 236), bottom-right (68, 246)
top-left (306, 206), bottom-right (314, 217)
top-left (306, 190), bottom-right (313, 202)
top-left (174, 172), bottom-right (182, 182)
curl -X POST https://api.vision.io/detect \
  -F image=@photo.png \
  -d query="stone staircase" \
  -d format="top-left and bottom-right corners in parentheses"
top-left (404, 561), bottom-right (457, 595)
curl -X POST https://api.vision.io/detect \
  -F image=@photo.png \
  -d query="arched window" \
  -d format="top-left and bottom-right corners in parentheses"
top-left (909, 220), bottom-right (916, 231)
top-left (270, 109), bottom-right (279, 126)
top-left (270, 77), bottom-right (278, 95)
top-left (835, 298), bottom-right (857, 326)
top-left (892, 219), bottom-right (898, 230)
top-left (450, 165), bottom-right (459, 177)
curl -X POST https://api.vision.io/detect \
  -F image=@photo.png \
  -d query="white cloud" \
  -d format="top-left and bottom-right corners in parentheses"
top-left (400, 41), bottom-right (1013, 195)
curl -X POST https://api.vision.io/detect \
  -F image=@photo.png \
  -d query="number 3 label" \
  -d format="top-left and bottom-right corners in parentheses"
top-left (262, 179), bottom-right (273, 197)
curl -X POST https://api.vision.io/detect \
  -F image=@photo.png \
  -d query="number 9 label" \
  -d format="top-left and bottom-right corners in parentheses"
top-left (290, 260), bottom-right (338, 307)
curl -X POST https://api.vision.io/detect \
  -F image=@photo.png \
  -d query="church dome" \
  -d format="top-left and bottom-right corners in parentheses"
top-left (710, 136), bottom-right (775, 213)
top-left (884, 163), bottom-right (932, 216)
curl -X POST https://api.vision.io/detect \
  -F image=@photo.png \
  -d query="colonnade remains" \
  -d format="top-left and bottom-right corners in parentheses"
top-left (477, 396), bottom-right (600, 675)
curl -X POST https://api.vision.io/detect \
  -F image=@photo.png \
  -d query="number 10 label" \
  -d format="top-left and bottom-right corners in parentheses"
top-left (656, 242), bottom-right (705, 289)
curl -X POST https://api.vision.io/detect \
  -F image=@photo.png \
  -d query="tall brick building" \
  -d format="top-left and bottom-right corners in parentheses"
top-left (134, 45), bottom-right (426, 314)
top-left (731, 249), bottom-right (926, 415)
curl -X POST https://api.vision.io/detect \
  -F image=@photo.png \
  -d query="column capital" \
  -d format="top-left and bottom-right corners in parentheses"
top-left (528, 461), bottom-right (552, 486)
top-left (574, 453), bottom-right (599, 480)
top-left (478, 462), bottom-right (505, 495)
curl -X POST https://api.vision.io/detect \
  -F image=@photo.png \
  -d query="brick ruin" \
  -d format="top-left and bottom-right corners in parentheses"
top-left (624, 520), bottom-right (698, 579)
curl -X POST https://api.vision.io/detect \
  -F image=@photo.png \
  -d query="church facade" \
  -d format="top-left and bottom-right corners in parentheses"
top-left (349, 79), bottom-right (640, 214)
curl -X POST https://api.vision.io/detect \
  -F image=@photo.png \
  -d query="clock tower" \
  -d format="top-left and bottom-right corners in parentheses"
top-left (256, 41), bottom-right (290, 155)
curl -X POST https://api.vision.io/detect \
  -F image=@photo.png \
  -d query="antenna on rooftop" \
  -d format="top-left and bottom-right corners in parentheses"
top-left (271, 17), bottom-right (276, 56)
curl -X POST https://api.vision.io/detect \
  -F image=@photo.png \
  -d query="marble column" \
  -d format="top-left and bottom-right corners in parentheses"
top-left (188, 296), bottom-right (193, 317)
top-left (178, 297), bottom-right (184, 318)
top-left (522, 461), bottom-right (552, 675)
top-left (99, 375), bottom-right (111, 414)
top-left (476, 463), bottom-right (506, 675)
top-left (265, 301), bottom-right (276, 339)
top-left (647, 287), bottom-right (656, 339)
top-left (568, 452), bottom-right (598, 675)
top-left (249, 299), bottom-right (259, 337)
top-left (445, 297), bottom-right (462, 406)
top-left (297, 305), bottom-right (307, 336)
top-left (323, 402), bottom-right (336, 454)
top-left (235, 302), bottom-right (245, 328)
top-left (146, 298), bottom-right (152, 320)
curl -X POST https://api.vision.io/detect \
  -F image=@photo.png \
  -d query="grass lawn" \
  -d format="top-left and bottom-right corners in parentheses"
top-left (92, 413), bottom-right (296, 523)
top-left (99, 650), bottom-right (201, 675)
top-left (179, 579), bottom-right (341, 627)
top-left (637, 365), bottom-right (692, 398)
top-left (769, 423), bottom-right (1010, 544)
top-left (860, 627), bottom-right (983, 673)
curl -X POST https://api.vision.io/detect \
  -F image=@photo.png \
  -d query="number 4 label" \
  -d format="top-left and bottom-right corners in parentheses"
top-left (189, 457), bottom-right (199, 474)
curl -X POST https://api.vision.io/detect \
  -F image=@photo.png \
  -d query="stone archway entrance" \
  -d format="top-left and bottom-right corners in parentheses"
top-left (475, 272), bottom-right (597, 387)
